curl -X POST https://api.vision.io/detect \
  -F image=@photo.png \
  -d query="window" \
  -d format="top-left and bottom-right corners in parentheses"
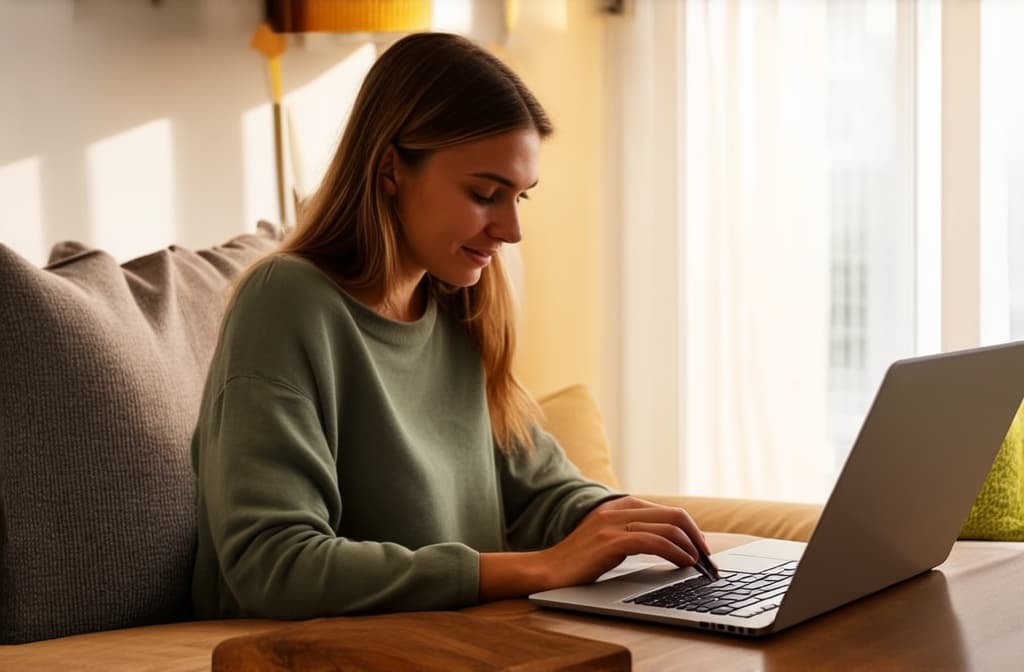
top-left (825, 0), bottom-right (918, 477)
top-left (615, 0), bottom-right (1008, 500)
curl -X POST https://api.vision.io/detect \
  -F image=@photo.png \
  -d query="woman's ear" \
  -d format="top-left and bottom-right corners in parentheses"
top-left (379, 145), bottom-right (399, 197)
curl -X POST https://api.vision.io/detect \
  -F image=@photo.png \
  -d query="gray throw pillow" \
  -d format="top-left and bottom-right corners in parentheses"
top-left (0, 224), bottom-right (282, 644)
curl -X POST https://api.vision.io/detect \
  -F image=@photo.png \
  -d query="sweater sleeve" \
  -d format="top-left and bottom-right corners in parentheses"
top-left (195, 375), bottom-right (481, 619)
top-left (497, 425), bottom-right (624, 551)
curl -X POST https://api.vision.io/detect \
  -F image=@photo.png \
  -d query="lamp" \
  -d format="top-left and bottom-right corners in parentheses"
top-left (266, 0), bottom-right (433, 33)
top-left (251, 1), bottom-right (432, 226)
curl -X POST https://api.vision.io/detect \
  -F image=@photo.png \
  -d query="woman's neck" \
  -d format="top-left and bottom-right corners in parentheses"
top-left (377, 282), bottom-right (427, 322)
top-left (337, 275), bottom-right (427, 323)
top-left (312, 256), bottom-right (427, 323)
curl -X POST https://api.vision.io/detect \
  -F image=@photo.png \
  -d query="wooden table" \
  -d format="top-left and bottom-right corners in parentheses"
top-left (465, 539), bottom-right (1024, 671)
top-left (5, 538), bottom-right (1019, 671)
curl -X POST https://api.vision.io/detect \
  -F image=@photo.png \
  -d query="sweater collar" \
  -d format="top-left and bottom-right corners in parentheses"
top-left (286, 254), bottom-right (439, 348)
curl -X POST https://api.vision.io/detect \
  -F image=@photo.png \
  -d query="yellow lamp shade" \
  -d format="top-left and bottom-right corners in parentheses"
top-left (267, 0), bottom-right (433, 33)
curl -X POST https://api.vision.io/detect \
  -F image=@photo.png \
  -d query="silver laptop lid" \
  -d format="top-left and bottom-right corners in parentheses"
top-left (773, 341), bottom-right (1024, 632)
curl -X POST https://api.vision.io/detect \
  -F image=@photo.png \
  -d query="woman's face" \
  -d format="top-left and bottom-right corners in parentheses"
top-left (386, 128), bottom-right (540, 288)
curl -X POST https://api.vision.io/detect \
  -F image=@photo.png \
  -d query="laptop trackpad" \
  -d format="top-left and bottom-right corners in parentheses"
top-left (717, 553), bottom-right (793, 573)
top-left (618, 565), bottom-right (691, 585)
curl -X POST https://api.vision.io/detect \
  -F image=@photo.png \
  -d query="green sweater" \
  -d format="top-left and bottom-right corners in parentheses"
top-left (191, 254), bottom-right (616, 619)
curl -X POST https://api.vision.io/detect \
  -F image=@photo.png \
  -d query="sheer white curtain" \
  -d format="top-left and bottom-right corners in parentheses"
top-left (613, 0), bottom-right (1016, 501)
top-left (615, 1), bottom-right (832, 501)
top-left (683, 1), bottom-right (831, 500)
top-left (981, 0), bottom-right (1024, 342)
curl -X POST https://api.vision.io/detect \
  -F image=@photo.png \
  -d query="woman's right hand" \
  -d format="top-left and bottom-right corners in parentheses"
top-left (538, 495), bottom-right (713, 589)
top-left (477, 495), bottom-right (713, 601)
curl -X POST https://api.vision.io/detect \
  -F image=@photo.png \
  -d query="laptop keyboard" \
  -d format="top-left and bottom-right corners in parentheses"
top-left (623, 560), bottom-right (798, 618)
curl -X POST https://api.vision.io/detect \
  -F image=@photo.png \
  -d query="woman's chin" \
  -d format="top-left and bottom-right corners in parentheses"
top-left (434, 269), bottom-right (483, 288)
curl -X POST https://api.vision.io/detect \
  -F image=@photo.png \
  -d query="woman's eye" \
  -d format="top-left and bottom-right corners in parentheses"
top-left (471, 190), bottom-right (530, 205)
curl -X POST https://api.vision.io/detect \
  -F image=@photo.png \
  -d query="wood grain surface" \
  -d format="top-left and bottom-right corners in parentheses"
top-left (211, 611), bottom-right (630, 671)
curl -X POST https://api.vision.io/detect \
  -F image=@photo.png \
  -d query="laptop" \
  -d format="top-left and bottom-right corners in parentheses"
top-left (530, 341), bottom-right (1024, 636)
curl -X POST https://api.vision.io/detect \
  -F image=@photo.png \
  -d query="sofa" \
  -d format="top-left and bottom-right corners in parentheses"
top-left (0, 225), bottom-right (823, 669)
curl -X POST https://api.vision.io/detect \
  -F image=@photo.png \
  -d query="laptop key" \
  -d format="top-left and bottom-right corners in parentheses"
top-left (718, 592), bottom-right (751, 601)
top-left (732, 599), bottom-right (782, 618)
top-left (750, 586), bottom-right (789, 603)
top-left (691, 596), bottom-right (720, 606)
top-left (746, 579), bottom-right (777, 591)
top-left (723, 596), bottom-right (760, 611)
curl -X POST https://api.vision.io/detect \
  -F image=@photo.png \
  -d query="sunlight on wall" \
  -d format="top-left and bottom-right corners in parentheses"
top-left (526, 0), bottom-right (566, 33)
top-left (241, 103), bottom-right (280, 230)
top-left (433, 0), bottom-right (543, 41)
top-left (284, 43), bottom-right (376, 197)
top-left (432, 0), bottom-right (473, 33)
top-left (241, 43), bottom-right (376, 229)
top-left (87, 119), bottom-right (176, 263)
top-left (0, 157), bottom-right (45, 265)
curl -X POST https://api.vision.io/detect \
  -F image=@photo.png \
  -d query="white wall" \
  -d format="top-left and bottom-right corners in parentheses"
top-left (0, 0), bottom-right (374, 266)
top-left (1, 0), bottom-right (625, 484)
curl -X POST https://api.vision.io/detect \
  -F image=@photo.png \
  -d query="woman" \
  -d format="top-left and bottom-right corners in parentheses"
top-left (191, 32), bottom-right (711, 619)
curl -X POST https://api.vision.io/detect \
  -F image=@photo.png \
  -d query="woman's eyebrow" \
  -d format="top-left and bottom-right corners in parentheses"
top-left (469, 171), bottom-right (539, 190)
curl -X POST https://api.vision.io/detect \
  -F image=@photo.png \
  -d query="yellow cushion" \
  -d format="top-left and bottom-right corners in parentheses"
top-left (960, 401), bottom-right (1024, 540)
top-left (537, 384), bottom-right (622, 490)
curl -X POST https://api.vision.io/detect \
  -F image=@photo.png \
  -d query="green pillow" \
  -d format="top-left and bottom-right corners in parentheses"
top-left (960, 402), bottom-right (1024, 540)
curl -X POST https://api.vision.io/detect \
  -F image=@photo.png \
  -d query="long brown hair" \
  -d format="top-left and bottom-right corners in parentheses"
top-left (281, 32), bottom-right (553, 453)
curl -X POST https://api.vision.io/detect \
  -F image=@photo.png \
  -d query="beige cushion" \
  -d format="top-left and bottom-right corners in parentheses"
top-left (641, 495), bottom-right (822, 542)
top-left (533, 384), bottom-right (821, 541)
top-left (0, 225), bottom-right (281, 644)
top-left (537, 384), bottom-right (622, 490)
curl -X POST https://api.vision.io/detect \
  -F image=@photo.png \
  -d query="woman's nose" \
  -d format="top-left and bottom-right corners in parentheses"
top-left (489, 204), bottom-right (522, 244)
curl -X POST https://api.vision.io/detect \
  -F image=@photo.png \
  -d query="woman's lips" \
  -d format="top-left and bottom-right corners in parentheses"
top-left (462, 247), bottom-right (496, 266)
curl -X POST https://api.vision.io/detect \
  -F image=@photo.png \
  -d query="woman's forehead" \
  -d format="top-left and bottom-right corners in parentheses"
top-left (430, 130), bottom-right (540, 187)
